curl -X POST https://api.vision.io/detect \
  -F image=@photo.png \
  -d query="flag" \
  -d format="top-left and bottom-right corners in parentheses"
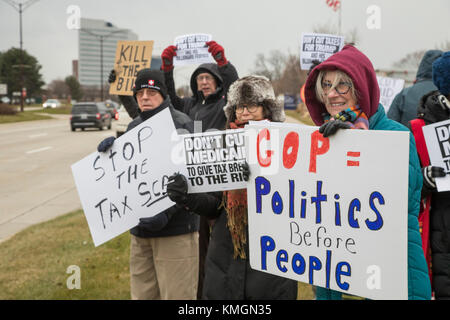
top-left (326, 0), bottom-right (341, 11)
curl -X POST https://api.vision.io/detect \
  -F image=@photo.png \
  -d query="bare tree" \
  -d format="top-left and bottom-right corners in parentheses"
top-left (47, 79), bottom-right (69, 99)
top-left (393, 41), bottom-right (450, 70)
top-left (312, 23), bottom-right (360, 45)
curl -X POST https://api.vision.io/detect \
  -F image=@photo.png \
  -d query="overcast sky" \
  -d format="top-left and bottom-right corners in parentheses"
top-left (1, 0), bottom-right (449, 88)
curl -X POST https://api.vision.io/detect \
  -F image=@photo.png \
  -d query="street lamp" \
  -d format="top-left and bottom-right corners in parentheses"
top-left (2, 0), bottom-right (40, 112)
top-left (79, 28), bottom-right (126, 101)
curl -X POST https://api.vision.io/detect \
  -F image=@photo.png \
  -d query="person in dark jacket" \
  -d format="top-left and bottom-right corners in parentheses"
top-left (107, 69), bottom-right (140, 119)
top-left (97, 69), bottom-right (199, 300)
top-left (387, 50), bottom-right (443, 126)
top-left (166, 76), bottom-right (298, 300)
top-left (161, 40), bottom-right (239, 298)
top-left (409, 51), bottom-right (450, 300)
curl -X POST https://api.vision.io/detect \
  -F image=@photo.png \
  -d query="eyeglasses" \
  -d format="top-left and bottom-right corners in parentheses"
top-left (321, 81), bottom-right (352, 95)
top-left (196, 74), bottom-right (215, 82)
top-left (136, 88), bottom-right (159, 98)
top-left (235, 105), bottom-right (260, 114)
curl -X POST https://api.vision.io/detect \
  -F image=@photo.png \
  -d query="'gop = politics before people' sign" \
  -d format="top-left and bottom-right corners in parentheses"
top-left (71, 108), bottom-right (187, 246)
top-left (183, 129), bottom-right (247, 193)
top-left (423, 118), bottom-right (450, 192)
top-left (245, 122), bottom-right (409, 300)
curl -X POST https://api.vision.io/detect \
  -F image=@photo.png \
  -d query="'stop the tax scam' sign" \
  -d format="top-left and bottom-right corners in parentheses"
top-left (71, 109), bottom-right (186, 246)
top-left (245, 122), bottom-right (409, 300)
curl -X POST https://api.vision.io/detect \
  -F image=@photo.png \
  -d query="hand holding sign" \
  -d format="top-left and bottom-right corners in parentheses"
top-left (206, 41), bottom-right (228, 67)
top-left (161, 45), bottom-right (177, 72)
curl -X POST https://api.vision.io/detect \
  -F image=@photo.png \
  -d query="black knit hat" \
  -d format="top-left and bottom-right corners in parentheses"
top-left (133, 69), bottom-right (167, 99)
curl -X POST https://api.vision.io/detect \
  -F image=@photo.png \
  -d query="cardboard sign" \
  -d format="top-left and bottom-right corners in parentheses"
top-left (300, 33), bottom-right (345, 70)
top-left (71, 108), bottom-right (186, 246)
top-left (246, 123), bottom-right (409, 300)
top-left (183, 129), bottom-right (247, 193)
top-left (173, 33), bottom-right (215, 66)
top-left (423, 118), bottom-right (450, 191)
top-left (377, 76), bottom-right (405, 113)
top-left (109, 40), bottom-right (154, 96)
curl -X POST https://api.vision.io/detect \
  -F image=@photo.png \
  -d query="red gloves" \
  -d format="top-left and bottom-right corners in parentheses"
top-left (206, 41), bottom-right (228, 67)
top-left (161, 45), bottom-right (177, 72)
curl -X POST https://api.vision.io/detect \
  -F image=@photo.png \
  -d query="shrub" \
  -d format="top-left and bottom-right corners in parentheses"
top-left (0, 103), bottom-right (17, 115)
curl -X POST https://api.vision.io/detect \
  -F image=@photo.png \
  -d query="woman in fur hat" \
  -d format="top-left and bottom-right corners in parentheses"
top-left (166, 76), bottom-right (298, 300)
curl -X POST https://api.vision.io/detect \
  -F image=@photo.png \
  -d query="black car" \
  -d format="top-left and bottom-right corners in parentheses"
top-left (70, 102), bottom-right (112, 131)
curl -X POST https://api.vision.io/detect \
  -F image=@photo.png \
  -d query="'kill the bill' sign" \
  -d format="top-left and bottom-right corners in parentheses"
top-left (245, 123), bottom-right (409, 300)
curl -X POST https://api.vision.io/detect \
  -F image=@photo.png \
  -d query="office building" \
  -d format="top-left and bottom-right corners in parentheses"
top-left (78, 18), bottom-right (138, 87)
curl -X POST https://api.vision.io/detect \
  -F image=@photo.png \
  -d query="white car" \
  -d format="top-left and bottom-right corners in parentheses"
top-left (43, 99), bottom-right (61, 109)
top-left (115, 105), bottom-right (132, 137)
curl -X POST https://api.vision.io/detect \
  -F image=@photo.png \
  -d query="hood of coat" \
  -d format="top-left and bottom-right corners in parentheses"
top-left (416, 50), bottom-right (443, 81)
top-left (304, 45), bottom-right (380, 126)
top-left (190, 63), bottom-right (224, 99)
top-left (223, 75), bottom-right (285, 123)
top-left (418, 90), bottom-right (450, 125)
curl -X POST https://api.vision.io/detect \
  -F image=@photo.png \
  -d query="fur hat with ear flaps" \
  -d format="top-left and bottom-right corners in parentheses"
top-left (223, 75), bottom-right (285, 124)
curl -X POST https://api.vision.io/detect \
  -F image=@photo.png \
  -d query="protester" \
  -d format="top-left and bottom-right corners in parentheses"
top-left (387, 50), bottom-right (443, 126)
top-left (166, 76), bottom-right (298, 299)
top-left (97, 69), bottom-right (199, 300)
top-left (107, 69), bottom-right (140, 119)
top-left (161, 40), bottom-right (239, 298)
top-left (304, 44), bottom-right (432, 300)
top-left (409, 51), bottom-right (450, 300)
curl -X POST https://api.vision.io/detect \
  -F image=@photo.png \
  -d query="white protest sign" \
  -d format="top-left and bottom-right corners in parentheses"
top-left (300, 33), bottom-right (345, 70)
top-left (422, 119), bottom-right (450, 191)
top-left (377, 76), bottom-right (405, 113)
top-left (246, 123), bottom-right (409, 300)
top-left (184, 129), bottom-right (247, 193)
top-left (71, 108), bottom-right (186, 246)
top-left (173, 33), bottom-right (215, 66)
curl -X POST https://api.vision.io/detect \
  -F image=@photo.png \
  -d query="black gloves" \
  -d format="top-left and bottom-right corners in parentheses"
top-left (242, 161), bottom-right (250, 181)
top-left (319, 120), bottom-right (351, 137)
top-left (108, 69), bottom-right (116, 84)
top-left (139, 213), bottom-right (169, 232)
top-left (97, 136), bottom-right (116, 152)
top-left (422, 165), bottom-right (446, 190)
top-left (167, 173), bottom-right (189, 205)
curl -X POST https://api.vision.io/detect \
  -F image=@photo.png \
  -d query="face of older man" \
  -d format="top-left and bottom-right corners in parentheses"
top-left (136, 88), bottom-right (164, 112)
top-left (196, 72), bottom-right (217, 98)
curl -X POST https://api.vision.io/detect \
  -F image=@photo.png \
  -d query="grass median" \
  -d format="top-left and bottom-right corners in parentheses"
top-left (0, 210), bottom-right (131, 299)
top-left (0, 105), bottom-right (71, 124)
top-left (0, 209), bottom-right (315, 300)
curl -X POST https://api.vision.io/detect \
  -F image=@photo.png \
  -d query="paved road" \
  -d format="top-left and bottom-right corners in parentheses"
top-left (0, 114), bottom-right (115, 243)
top-left (0, 114), bottom-right (304, 243)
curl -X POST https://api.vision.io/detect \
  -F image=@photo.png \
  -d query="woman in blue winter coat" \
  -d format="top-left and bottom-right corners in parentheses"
top-left (304, 44), bottom-right (432, 300)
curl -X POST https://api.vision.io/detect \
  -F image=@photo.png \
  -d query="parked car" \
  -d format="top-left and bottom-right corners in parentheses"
top-left (105, 100), bottom-right (119, 119)
top-left (115, 104), bottom-right (133, 137)
top-left (43, 99), bottom-right (61, 109)
top-left (70, 102), bottom-right (112, 131)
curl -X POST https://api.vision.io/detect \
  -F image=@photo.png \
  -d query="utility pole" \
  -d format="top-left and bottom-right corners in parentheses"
top-left (3, 0), bottom-right (40, 112)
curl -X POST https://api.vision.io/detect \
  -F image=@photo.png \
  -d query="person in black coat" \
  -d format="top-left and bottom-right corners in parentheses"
top-left (409, 51), bottom-right (450, 299)
top-left (97, 69), bottom-right (199, 300)
top-left (161, 40), bottom-right (239, 298)
top-left (166, 76), bottom-right (298, 300)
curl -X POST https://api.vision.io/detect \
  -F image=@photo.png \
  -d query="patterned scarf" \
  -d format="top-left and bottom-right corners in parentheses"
top-left (224, 119), bottom-right (250, 259)
top-left (323, 105), bottom-right (369, 130)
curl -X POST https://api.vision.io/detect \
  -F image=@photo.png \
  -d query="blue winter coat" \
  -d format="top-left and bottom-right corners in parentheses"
top-left (316, 105), bottom-right (432, 300)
